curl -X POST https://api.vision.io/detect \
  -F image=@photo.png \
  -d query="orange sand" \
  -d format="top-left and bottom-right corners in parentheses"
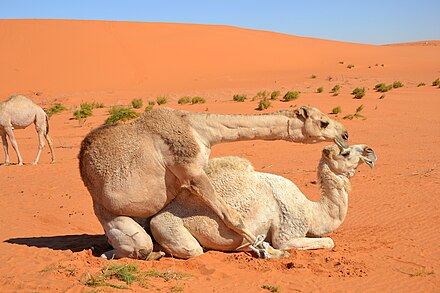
top-left (0, 19), bottom-right (439, 292)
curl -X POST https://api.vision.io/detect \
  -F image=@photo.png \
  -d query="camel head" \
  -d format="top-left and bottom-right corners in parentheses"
top-left (290, 106), bottom-right (349, 147)
top-left (322, 143), bottom-right (377, 177)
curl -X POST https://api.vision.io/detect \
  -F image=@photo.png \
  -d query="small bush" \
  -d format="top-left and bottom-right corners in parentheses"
top-left (343, 104), bottom-right (365, 120)
top-left (417, 82), bottom-right (426, 87)
top-left (47, 103), bottom-right (67, 117)
top-left (233, 94), bottom-right (247, 102)
top-left (283, 91), bottom-right (300, 101)
top-left (331, 85), bottom-right (341, 95)
top-left (270, 91), bottom-right (280, 100)
top-left (131, 98), bottom-right (143, 109)
top-left (257, 98), bottom-right (271, 110)
top-left (379, 94), bottom-right (385, 99)
top-left (311, 74), bottom-right (317, 79)
top-left (255, 91), bottom-right (268, 99)
top-left (156, 96), bottom-right (168, 105)
top-left (352, 87), bottom-right (365, 99)
top-left (392, 81), bottom-right (404, 88)
top-left (432, 78), bottom-right (440, 86)
top-left (331, 106), bottom-right (342, 114)
top-left (105, 106), bottom-right (140, 125)
top-left (374, 83), bottom-right (393, 92)
top-left (347, 64), bottom-right (355, 69)
top-left (262, 284), bottom-right (280, 292)
top-left (178, 97), bottom-right (191, 104)
top-left (317, 86), bottom-right (324, 93)
top-left (145, 105), bottom-right (154, 112)
top-left (339, 61), bottom-right (344, 64)
top-left (191, 96), bottom-right (206, 104)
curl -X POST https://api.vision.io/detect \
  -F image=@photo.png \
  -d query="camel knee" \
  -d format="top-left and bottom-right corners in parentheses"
top-left (106, 227), bottom-right (154, 259)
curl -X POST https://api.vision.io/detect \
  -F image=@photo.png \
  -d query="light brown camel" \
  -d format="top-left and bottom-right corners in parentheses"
top-left (79, 106), bottom-right (349, 260)
top-left (150, 143), bottom-right (377, 258)
top-left (0, 95), bottom-right (55, 165)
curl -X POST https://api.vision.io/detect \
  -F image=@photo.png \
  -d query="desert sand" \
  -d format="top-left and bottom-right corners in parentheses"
top-left (0, 19), bottom-right (439, 292)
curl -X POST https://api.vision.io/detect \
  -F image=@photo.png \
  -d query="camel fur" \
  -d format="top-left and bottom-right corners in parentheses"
top-left (0, 95), bottom-right (55, 165)
top-left (79, 106), bottom-right (349, 260)
top-left (150, 144), bottom-right (377, 259)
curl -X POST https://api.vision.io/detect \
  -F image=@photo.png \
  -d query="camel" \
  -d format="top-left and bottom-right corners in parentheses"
top-left (0, 95), bottom-right (55, 165)
top-left (79, 106), bottom-right (349, 260)
top-left (150, 143), bottom-right (377, 258)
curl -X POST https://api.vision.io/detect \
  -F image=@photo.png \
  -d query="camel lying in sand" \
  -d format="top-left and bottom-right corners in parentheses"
top-left (150, 143), bottom-right (377, 258)
top-left (0, 95), bottom-right (55, 165)
top-left (79, 106), bottom-right (349, 260)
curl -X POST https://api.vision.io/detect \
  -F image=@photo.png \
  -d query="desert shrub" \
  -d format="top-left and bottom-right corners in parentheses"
top-left (331, 106), bottom-right (342, 114)
top-left (156, 96), bottom-right (168, 105)
top-left (392, 81), bottom-right (404, 88)
top-left (105, 106), bottom-right (139, 125)
top-left (311, 74), bottom-right (317, 79)
top-left (178, 97), bottom-right (191, 104)
top-left (73, 102), bottom-right (97, 121)
top-left (352, 87), bottom-right (365, 99)
top-left (283, 91), bottom-right (300, 101)
top-left (257, 98), bottom-right (271, 110)
top-left (233, 94), bottom-right (247, 102)
top-left (191, 96), bottom-right (206, 104)
top-left (343, 104), bottom-right (365, 120)
top-left (379, 94), bottom-right (385, 99)
top-left (374, 83), bottom-right (393, 92)
top-left (432, 78), bottom-right (440, 86)
top-left (262, 284), bottom-right (280, 292)
top-left (255, 91), bottom-right (268, 99)
top-left (339, 61), bottom-right (344, 64)
top-left (347, 64), bottom-right (355, 69)
top-left (270, 91), bottom-right (280, 100)
top-left (417, 82), bottom-right (426, 87)
top-left (131, 98), bottom-right (143, 109)
top-left (331, 85), bottom-right (341, 95)
top-left (145, 105), bottom-right (154, 112)
top-left (317, 86), bottom-right (324, 93)
top-left (47, 103), bottom-right (67, 117)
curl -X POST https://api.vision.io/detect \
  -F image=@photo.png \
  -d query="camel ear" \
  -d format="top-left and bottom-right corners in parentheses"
top-left (297, 106), bottom-right (309, 119)
top-left (322, 147), bottom-right (332, 158)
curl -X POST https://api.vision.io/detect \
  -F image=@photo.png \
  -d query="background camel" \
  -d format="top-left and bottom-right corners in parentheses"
top-left (0, 95), bottom-right (55, 165)
top-left (79, 106), bottom-right (349, 260)
top-left (150, 144), bottom-right (377, 258)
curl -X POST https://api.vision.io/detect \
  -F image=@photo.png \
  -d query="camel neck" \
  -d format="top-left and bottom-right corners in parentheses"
top-left (187, 112), bottom-right (300, 146)
top-left (307, 160), bottom-right (351, 237)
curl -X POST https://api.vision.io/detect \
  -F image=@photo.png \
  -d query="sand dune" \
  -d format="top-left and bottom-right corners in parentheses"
top-left (0, 19), bottom-right (439, 292)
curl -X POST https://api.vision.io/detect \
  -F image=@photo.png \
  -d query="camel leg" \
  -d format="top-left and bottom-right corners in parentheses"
top-left (4, 127), bottom-right (23, 165)
top-left (174, 165), bottom-right (288, 258)
top-left (93, 202), bottom-right (159, 260)
top-left (274, 237), bottom-right (335, 250)
top-left (150, 211), bottom-right (204, 259)
top-left (44, 132), bottom-right (55, 163)
top-left (1, 131), bottom-right (10, 165)
top-left (32, 126), bottom-right (47, 165)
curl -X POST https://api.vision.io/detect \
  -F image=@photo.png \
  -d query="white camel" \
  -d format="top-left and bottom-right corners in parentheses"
top-left (0, 95), bottom-right (55, 165)
top-left (79, 106), bottom-right (349, 260)
top-left (150, 143), bottom-right (377, 258)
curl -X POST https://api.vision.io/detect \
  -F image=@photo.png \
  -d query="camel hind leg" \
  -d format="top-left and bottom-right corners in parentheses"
top-left (33, 115), bottom-right (55, 164)
top-left (93, 202), bottom-right (160, 260)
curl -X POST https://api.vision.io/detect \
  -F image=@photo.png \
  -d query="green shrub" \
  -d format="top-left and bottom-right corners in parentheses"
top-left (131, 98), bottom-right (143, 109)
top-left (257, 98), bottom-right (271, 110)
top-left (432, 78), bottom-right (440, 86)
top-left (331, 106), bottom-right (342, 114)
top-left (105, 106), bottom-right (140, 125)
top-left (262, 284), bottom-right (280, 292)
top-left (255, 91), bottom-right (268, 99)
top-left (233, 94), bottom-right (247, 102)
top-left (331, 85), bottom-right (341, 95)
top-left (283, 91), bottom-right (300, 101)
top-left (178, 97), bottom-right (191, 104)
top-left (270, 91), bottom-right (280, 100)
top-left (343, 104), bottom-right (365, 120)
top-left (374, 83), bottom-right (393, 92)
top-left (392, 81), bottom-right (404, 88)
top-left (156, 96), bottom-right (168, 105)
top-left (317, 86), bottom-right (324, 93)
top-left (191, 96), bottom-right (206, 104)
top-left (352, 87), bottom-right (365, 99)
top-left (47, 103), bottom-right (67, 117)
top-left (145, 105), bottom-right (154, 112)
top-left (73, 108), bottom-right (92, 120)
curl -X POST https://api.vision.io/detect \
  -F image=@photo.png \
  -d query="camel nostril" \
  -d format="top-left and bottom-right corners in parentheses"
top-left (342, 132), bottom-right (349, 140)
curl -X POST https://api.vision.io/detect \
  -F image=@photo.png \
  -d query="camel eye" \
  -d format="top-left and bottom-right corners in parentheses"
top-left (341, 151), bottom-right (350, 157)
top-left (320, 121), bottom-right (329, 128)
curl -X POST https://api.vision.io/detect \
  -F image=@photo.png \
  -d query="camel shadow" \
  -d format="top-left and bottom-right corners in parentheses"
top-left (4, 234), bottom-right (110, 256)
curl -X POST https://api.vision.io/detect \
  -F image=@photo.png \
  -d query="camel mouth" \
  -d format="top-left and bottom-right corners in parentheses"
top-left (361, 156), bottom-right (375, 168)
top-left (334, 137), bottom-right (348, 149)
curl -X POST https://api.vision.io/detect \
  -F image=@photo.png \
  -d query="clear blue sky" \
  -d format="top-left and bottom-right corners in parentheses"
top-left (1, 0), bottom-right (439, 45)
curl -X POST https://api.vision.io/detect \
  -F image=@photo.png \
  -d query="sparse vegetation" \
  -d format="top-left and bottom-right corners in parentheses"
top-left (105, 106), bottom-right (140, 125)
top-left (131, 98), bottom-right (143, 109)
top-left (73, 103), bottom-right (94, 121)
top-left (331, 85), bottom-right (341, 96)
top-left (343, 104), bottom-right (365, 120)
top-left (282, 91), bottom-right (300, 101)
top-left (270, 91), bottom-right (280, 100)
top-left (392, 81), bottom-right (404, 88)
top-left (233, 94), bottom-right (247, 102)
top-left (352, 87), bottom-right (365, 99)
top-left (374, 83), bottom-right (393, 92)
top-left (417, 82), bottom-right (426, 87)
top-left (191, 96), bottom-right (206, 104)
top-left (262, 284), bottom-right (281, 292)
top-left (257, 98), bottom-right (271, 110)
top-left (379, 94), bottom-right (385, 99)
top-left (255, 90), bottom-right (268, 99)
top-left (317, 86), bottom-right (324, 93)
top-left (85, 263), bottom-right (143, 289)
top-left (178, 97), bottom-right (191, 104)
top-left (432, 78), bottom-right (440, 86)
top-left (347, 64), bottom-right (355, 69)
top-left (41, 265), bottom-right (77, 276)
top-left (311, 74), bottom-right (317, 79)
top-left (145, 105), bottom-right (154, 112)
top-left (156, 96), bottom-right (168, 105)
top-left (331, 106), bottom-right (342, 114)
top-left (46, 103), bottom-right (67, 117)
top-left (339, 61), bottom-right (344, 64)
